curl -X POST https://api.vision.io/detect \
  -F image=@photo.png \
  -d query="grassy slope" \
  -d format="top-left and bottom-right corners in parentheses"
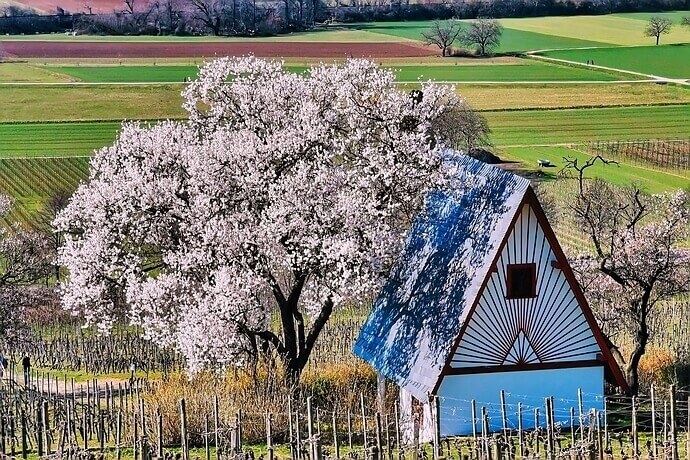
top-left (3, 83), bottom-right (690, 121)
top-left (542, 44), bottom-right (690, 79)
top-left (485, 104), bottom-right (690, 145)
top-left (46, 60), bottom-right (620, 83)
top-left (501, 12), bottom-right (690, 46)
top-left (0, 86), bottom-right (185, 122)
top-left (351, 21), bottom-right (609, 52)
top-left (0, 157), bottom-right (90, 228)
top-left (500, 146), bottom-right (688, 193)
top-left (3, 105), bottom-right (689, 157)
top-left (611, 11), bottom-right (690, 23)
top-left (0, 122), bottom-right (121, 157)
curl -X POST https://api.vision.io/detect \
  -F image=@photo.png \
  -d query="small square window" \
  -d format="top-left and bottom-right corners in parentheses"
top-left (506, 264), bottom-right (536, 299)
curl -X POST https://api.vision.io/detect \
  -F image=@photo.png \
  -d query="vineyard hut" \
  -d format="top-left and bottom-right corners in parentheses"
top-left (354, 154), bottom-right (627, 440)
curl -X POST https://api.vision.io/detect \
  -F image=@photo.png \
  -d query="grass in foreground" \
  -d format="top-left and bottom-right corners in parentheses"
top-left (542, 44), bottom-right (690, 79)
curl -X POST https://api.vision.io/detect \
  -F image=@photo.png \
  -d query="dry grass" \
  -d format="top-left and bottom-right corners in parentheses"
top-left (145, 360), bottom-right (381, 446)
top-left (456, 83), bottom-right (690, 111)
top-left (638, 347), bottom-right (676, 391)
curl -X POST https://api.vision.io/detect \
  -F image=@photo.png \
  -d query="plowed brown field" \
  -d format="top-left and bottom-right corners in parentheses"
top-left (0, 40), bottom-right (435, 58)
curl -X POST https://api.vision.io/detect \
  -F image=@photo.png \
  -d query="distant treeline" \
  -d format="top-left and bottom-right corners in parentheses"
top-left (1, 0), bottom-right (689, 36)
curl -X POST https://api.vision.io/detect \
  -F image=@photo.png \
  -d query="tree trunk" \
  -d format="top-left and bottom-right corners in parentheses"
top-left (656, 35), bottom-right (660, 45)
top-left (281, 299), bottom-right (334, 385)
top-left (626, 314), bottom-right (649, 395)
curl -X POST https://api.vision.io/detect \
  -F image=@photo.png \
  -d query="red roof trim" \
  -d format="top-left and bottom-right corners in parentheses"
top-left (525, 187), bottom-right (629, 392)
top-left (433, 186), bottom-right (629, 394)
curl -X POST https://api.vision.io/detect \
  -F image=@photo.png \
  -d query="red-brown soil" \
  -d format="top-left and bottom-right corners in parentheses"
top-left (0, 40), bottom-right (435, 58)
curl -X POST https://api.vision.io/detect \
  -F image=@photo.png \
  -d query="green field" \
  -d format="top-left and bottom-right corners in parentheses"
top-left (0, 157), bottom-right (90, 228)
top-left (485, 104), bottom-right (690, 145)
top-left (0, 86), bottom-right (185, 122)
top-left (350, 21), bottom-right (609, 52)
top-left (501, 11), bottom-right (690, 46)
top-left (46, 60), bottom-right (621, 83)
top-left (3, 104), bottom-right (688, 158)
top-left (4, 83), bottom-right (690, 123)
top-left (1, 11), bottom-right (689, 233)
top-left (500, 146), bottom-right (689, 193)
top-left (0, 122), bottom-right (121, 157)
top-left (542, 44), bottom-right (690, 79)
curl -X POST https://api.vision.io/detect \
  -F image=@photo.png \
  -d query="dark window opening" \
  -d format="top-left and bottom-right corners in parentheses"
top-left (506, 263), bottom-right (536, 299)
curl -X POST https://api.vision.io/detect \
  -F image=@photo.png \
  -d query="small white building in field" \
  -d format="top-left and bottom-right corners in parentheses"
top-left (353, 154), bottom-right (627, 441)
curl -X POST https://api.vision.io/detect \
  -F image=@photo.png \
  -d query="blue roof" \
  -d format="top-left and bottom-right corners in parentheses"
top-left (353, 154), bottom-right (531, 400)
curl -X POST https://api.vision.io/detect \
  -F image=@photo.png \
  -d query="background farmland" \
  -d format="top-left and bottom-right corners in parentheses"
top-left (0, 9), bottom-right (689, 459)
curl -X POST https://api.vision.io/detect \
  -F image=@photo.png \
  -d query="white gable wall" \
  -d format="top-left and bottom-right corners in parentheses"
top-left (450, 203), bottom-right (601, 368)
top-left (437, 366), bottom-right (605, 437)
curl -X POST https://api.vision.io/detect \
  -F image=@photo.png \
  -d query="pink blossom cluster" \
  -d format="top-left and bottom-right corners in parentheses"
top-left (55, 57), bottom-right (462, 372)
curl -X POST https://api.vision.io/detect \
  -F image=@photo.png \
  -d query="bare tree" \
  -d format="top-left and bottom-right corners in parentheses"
top-left (421, 20), bottom-right (463, 57)
top-left (433, 101), bottom-right (491, 153)
top-left (682, 17), bottom-right (690, 28)
top-left (462, 18), bottom-right (503, 56)
top-left (563, 156), bottom-right (690, 395)
top-left (189, 0), bottom-right (223, 34)
top-left (38, 189), bottom-right (72, 282)
top-left (645, 16), bottom-right (672, 45)
top-left (123, 0), bottom-right (136, 14)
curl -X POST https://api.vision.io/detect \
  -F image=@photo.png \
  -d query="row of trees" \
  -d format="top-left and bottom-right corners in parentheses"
top-left (422, 18), bottom-right (502, 56)
top-left (3, 0), bottom-right (690, 36)
top-left (0, 0), bottom-right (327, 35)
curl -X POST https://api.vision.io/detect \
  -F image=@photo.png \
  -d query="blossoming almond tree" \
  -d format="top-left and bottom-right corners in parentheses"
top-left (55, 57), bottom-right (462, 380)
top-left (565, 156), bottom-right (690, 395)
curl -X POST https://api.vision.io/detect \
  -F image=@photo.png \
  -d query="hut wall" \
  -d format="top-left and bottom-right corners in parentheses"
top-left (436, 366), bottom-right (604, 436)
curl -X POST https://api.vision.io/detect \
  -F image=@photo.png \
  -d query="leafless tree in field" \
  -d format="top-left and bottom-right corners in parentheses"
top-left (462, 18), bottom-right (503, 55)
top-left (433, 101), bottom-right (492, 153)
top-left (562, 156), bottom-right (690, 395)
top-left (645, 16), bottom-right (672, 45)
top-left (421, 20), bottom-right (463, 57)
top-left (682, 16), bottom-right (690, 28)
